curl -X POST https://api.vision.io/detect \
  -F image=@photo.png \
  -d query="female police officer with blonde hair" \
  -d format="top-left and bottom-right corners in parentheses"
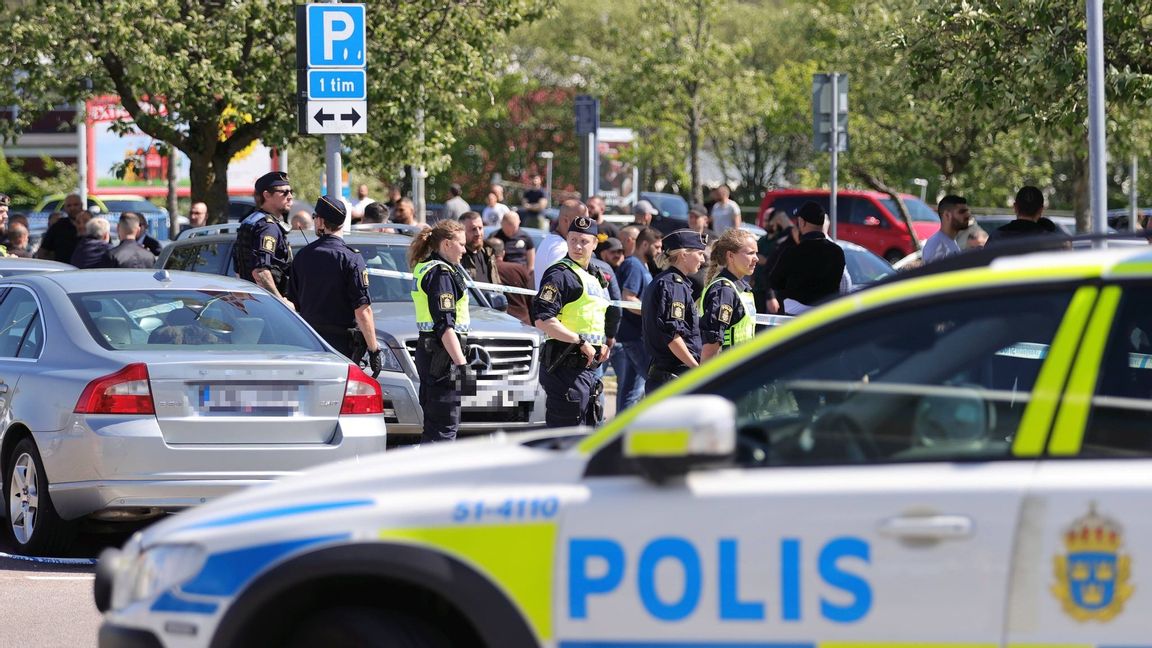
top-left (408, 220), bottom-right (473, 443)
top-left (698, 228), bottom-right (758, 361)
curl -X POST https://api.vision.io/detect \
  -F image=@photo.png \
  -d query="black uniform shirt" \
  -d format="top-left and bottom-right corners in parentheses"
top-left (642, 265), bottom-right (701, 370)
top-left (700, 268), bottom-right (750, 345)
top-left (71, 236), bottom-right (114, 269)
top-left (288, 234), bottom-right (370, 330)
top-left (532, 257), bottom-right (606, 325)
top-left (110, 239), bottom-right (157, 269)
top-left (768, 231), bottom-right (845, 306)
top-left (419, 253), bottom-right (466, 337)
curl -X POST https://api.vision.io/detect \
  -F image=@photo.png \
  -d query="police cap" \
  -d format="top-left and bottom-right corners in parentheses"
top-left (0, 193), bottom-right (9, 207)
top-left (662, 229), bottom-right (707, 252)
top-left (569, 215), bottom-right (599, 236)
top-left (313, 194), bottom-right (347, 225)
top-left (254, 171), bottom-right (290, 195)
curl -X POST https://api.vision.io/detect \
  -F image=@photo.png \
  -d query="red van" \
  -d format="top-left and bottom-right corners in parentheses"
top-left (758, 189), bottom-right (940, 262)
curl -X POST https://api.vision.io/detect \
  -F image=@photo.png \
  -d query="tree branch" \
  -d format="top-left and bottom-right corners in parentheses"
top-left (99, 52), bottom-right (190, 153)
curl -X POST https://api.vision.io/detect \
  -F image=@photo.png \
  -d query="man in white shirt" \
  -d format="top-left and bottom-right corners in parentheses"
top-left (709, 185), bottom-right (741, 232)
top-left (921, 195), bottom-right (971, 264)
top-left (534, 199), bottom-right (585, 288)
top-left (481, 190), bottom-right (510, 225)
top-left (352, 184), bottom-right (374, 220)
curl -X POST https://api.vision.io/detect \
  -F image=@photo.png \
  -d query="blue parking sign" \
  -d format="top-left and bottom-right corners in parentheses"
top-left (306, 4), bottom-right (366, 68)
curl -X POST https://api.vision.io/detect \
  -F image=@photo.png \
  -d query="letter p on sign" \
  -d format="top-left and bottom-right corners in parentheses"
top-left (306, 4), bottom-right (366, 68)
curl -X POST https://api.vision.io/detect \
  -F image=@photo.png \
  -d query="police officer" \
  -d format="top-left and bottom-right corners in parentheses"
top-left (699, 228), bottom-right (759, 362)
top-left (409, 220), bottom-right (472, 443)
top-left (642, 229), bottom-right (706, 394)
top-left (288, 196), bottom-right (383, 377)
top-left (533, 214), bottom-right (611, 428)
top-left (235, 172), bottom-right (295, 306)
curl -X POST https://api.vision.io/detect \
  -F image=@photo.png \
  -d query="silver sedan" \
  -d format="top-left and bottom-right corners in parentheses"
top-left (0, 269), bottom-right (387, 555)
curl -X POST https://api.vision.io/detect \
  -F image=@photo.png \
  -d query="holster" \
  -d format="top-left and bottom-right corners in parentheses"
top-left (543, 340), bottom-right (594, 371)
top-left (588, 379), bottom-right (605, 425)
top-left (420, 332), bottom-right (467, 380)
top-left (646, 367), bottom-right (681, 384)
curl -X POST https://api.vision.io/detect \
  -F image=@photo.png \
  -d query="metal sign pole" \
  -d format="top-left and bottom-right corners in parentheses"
top-left (829, 73), bottom-right (839, 240)
top-left (1130, 156), bottom-right (1140, 232)
top-left (1087, 0), bottom-right (1107, 242)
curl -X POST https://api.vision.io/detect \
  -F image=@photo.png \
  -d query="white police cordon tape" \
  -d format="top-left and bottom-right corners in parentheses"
top-left (0, 551), bottom-right (97, 566)
top-left (365, 267), bottom-right (792, 327)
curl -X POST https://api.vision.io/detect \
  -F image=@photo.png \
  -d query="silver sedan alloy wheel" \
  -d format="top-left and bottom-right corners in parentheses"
top-left (9, 451), bottom-right (38, 544)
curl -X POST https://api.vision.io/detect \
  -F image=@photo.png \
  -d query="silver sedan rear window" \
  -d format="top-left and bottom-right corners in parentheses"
top-left (71, 290), bottom-right (326, 351)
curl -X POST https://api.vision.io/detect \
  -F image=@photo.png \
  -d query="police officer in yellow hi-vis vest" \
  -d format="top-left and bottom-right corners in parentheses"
top-left (408, 220), bottom-right (473, 443)
top-left (699, 228), bottom-right (759, 362)
top-left (533, 214), bottom-right (611, 427)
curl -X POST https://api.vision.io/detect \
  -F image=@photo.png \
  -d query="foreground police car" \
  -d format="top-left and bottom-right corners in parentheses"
top-left (97, 246), bottom-right (1152, 647)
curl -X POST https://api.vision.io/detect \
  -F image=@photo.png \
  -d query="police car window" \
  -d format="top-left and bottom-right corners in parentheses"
top-left (1082, 286), bottom-right (1152, 457)
top-left (699, 289), bottom-right (1074, 467)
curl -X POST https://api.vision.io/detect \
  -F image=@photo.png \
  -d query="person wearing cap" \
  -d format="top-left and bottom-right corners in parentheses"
top-left (288, 196), bottom-right (383, 377)
top-left (698, 228), bottom-right (759, 361)
top-left (533, 214), bottom-right (611, 427)
top-left (631, 199), bottom-right (659, 228)
top-left (768, 201), bottom-right (846, 315)
top-left (234, 171), bottom-right (296, 307)
top-left (641, 229), bottom-right (706, 394)
top-left (408, 220), bottom-right (472, 443)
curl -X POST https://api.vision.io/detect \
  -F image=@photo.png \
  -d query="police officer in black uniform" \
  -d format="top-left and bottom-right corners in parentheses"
top-left (235, 172), bottom-right (295, 306)
top-left (533, 215), bottom-right (611, 428)
top-left (287, 195), bottom-right (383, 377)
top-left (642, 229), bottom-right (706, 394)
top-left (409, 220), bottom-right (473, 443)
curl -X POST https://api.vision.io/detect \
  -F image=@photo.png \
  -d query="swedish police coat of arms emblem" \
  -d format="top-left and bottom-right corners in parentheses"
top-left (1051, 503), bottom-right (1134, 621)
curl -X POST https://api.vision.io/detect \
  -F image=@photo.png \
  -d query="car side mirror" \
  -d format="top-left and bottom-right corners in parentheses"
top-left (623, 395), bottom-right (735, 484)
top-left (864, 216), bottom-right (881, 227)
top-left (486, 291), bottom-right (508, 311)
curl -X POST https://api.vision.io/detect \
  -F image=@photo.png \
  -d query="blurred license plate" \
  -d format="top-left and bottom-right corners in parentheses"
top-left (198, 384), bottom-right (299, 415)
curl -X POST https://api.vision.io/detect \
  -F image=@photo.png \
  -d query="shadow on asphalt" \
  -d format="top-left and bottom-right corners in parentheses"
top-left (0, 519), bottom-right (158, 563)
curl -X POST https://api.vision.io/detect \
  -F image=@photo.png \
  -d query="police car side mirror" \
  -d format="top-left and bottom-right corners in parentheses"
top-left (623, 395), bottom-right (736, 484)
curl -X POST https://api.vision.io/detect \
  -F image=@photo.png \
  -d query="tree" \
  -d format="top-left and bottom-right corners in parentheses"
top-left (604, 0), bottom-right (746, 204)
top-left (0, 0), bottom-right (549, 222)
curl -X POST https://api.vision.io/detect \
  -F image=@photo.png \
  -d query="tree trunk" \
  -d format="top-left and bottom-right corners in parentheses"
top-left (188, 152), bottom-right (232, 225)
top-left (851, 165), bottom-right (922, 250)
top-left (1071, 149), bottom-right (1090, 233)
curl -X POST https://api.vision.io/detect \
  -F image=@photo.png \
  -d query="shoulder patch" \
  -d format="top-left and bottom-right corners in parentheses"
top-left (719, 304), bottom-right (734, 324)
top-left (671, 301), bottom-right (685, 320)
top-left (262, 235), bottom-right (275, 252)
top-left (539, 284), bottom-right (558, 303)
top-left (439, 293), bottom-right (455, 311)
top-left (362, 270), bottom-right (369, 286)
top-left (673, 274), bottom-right (683, 283)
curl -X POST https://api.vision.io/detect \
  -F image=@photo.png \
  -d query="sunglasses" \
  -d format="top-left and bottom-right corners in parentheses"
top-left (270, 188), bottom-right (294, 196)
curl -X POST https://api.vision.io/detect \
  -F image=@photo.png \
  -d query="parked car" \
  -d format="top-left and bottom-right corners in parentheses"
top-left (838, 239), bottom-right (896, 288)
top-left (0, 258), bottom-right (74, 277)
top-left (34, 193), bottom-right (167, 217)
top-left (157, 227), bottom-right (548, 442)
top-left (758, 189), bottom-right (940, 263)
top-left (0, 269), bottom-right (387, 555)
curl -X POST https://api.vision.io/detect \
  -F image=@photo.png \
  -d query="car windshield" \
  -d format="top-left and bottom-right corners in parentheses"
top-left (844, 247), bottom-right (895, 284)
top-left (880, 197), bottom-right (939, 222)
top-left (292, 241), bottom-right (414, 303)
top-left (72, 290), bottom-right (326, 351)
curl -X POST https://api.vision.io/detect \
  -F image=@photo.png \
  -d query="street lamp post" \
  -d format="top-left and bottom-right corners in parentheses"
top-left (538, 151), bottom-right (554, 208)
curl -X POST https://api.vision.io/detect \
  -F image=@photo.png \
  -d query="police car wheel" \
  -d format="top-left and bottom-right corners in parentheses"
top-left (3, 437), bottom-right (77, 556)
top-left (286, 607), bottom-right (450, 648)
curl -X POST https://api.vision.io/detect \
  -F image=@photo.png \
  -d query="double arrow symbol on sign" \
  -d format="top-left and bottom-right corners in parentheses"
top-left (313, 107), bottom-right (362, 126)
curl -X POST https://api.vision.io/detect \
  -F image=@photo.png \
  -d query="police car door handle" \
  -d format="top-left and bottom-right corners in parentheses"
top-left (878, 514), bottom-right (973, 540)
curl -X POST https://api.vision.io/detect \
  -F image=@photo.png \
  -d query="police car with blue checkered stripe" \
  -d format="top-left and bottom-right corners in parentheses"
top-left (96, 246), bottom-right (1152, 647)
